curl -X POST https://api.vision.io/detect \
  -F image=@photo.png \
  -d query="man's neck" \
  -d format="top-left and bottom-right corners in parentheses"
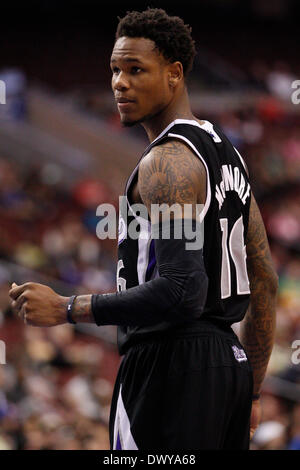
top-left (141, 87), bottom-right (194, 142)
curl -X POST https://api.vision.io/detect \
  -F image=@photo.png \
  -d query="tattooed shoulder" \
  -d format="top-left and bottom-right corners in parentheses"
top-left (138, 139), bottom-right (206, 215)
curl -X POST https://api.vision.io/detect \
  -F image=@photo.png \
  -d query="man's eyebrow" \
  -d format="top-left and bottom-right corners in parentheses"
top-left (110, 57), bottom-right (144, 64)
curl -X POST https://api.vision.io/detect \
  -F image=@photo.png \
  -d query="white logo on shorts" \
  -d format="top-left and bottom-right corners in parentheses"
top-left (232, 345), bottom-right (247, 362)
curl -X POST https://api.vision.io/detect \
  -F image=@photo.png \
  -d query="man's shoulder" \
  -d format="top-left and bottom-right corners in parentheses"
top-left (138, 136), bottom-right (206, 210)
top-left (145, 136), bottom-right (196, 158)
top-left (140, 136), bottom-right (205, 178)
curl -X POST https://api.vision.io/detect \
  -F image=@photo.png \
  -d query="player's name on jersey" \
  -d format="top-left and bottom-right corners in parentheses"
top-left (215, 164), bottom-right (250, 210)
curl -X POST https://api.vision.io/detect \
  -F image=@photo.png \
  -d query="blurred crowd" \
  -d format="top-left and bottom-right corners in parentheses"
top-left (0, 316), bottom-right (118, 450)
top-left (0, 153), bottom-right (121, 449)
top-left (0, 55), bottom-right (300, 450)
top-left (0, 155), bottom-right (117, 291)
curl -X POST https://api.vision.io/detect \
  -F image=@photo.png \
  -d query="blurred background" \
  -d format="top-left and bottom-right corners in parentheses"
top-left (0, 0), bottom-right (299, 450)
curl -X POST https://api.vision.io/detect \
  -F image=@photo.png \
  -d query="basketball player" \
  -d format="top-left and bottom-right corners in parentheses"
top-left (9, 9), bottom-right (278, 450)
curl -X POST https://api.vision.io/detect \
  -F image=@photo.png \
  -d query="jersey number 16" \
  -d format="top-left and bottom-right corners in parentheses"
top-left (220, 215), bottom-right (250, 299)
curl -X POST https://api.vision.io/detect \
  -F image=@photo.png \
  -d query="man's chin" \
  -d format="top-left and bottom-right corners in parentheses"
top-left (121, 118), bottom-right (138, 128)
top-left (120, 113), bottom-right (146, 128)
top-left (120, 109), bottom-right (161, 128)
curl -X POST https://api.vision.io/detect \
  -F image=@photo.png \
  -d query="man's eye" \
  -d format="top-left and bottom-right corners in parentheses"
top-left (131, 67), bottom-right (142, 74)
top-left (112, 67), bottom-right (120, 74)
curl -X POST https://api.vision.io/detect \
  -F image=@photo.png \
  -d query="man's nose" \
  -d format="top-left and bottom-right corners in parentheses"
top-left (113, 71), bottom-right (130, 91)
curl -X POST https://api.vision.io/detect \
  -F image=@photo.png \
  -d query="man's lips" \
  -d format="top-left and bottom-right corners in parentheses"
top-left (115, 97), bottom-right (135, 103)
top-left (116, 98), bottom-right (136, 111)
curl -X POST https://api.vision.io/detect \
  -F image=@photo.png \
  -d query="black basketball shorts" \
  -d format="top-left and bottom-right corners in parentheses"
top-left (109, 323), bottom-right (253, 450)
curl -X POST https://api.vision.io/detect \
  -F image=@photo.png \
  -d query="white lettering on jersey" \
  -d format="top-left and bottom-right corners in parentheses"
top-left (215, 164), bottom-right (250, 209)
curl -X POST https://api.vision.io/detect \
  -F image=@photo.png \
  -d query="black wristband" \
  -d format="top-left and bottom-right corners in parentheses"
top-left (67, 295), bottom-right (77, 324)
top-left (252, 393), bottom-right (261, 400)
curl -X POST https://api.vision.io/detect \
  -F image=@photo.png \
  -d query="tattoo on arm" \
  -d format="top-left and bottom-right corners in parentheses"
top-left (240, 194), bottom-right (278, 394)
top-left (138, 139), bottom-right (206, 221)
top-left (72, 295), bottom-right (94, 323)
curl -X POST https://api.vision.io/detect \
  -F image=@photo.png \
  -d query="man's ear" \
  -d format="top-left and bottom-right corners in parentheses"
top-left (168, 61), bottom-right (184, 87)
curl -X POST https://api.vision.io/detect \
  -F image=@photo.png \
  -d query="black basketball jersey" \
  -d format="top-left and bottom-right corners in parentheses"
top-left (117, 119), bottom-right (251, 355)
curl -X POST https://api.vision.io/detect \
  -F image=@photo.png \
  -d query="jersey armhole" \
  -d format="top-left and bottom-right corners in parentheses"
top-left (233, 146), bottom-right (249, 177)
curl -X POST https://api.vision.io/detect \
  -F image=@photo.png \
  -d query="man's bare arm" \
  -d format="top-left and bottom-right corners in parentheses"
top-left (240, 193), bottom-right (278, 395)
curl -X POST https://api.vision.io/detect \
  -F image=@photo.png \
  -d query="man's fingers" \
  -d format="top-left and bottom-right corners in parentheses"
top-left (11, 298), bottom-right (26, 318)
top-left (10, 284), bottom-right (28, 319)
top-left (19, 303), bottom-right (27, 324)
top-left (9, 283), bottom-right (29, 300)
top-left (15, 294), bottom-right (27, 313)
top-left (11, 300), bottom-right (18, 313)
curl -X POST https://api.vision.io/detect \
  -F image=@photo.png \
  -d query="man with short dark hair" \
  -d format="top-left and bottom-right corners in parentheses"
top-left (10, 8), bottom-right (278, 450)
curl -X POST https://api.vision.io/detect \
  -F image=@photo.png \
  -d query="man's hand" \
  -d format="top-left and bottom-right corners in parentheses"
top-left (250, 399), bottom-right (262, 440)
top-left (9, 282), bottom-right (69, 327)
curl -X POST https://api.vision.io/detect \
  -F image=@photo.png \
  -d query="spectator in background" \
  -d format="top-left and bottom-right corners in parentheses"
top-left (0, 68), bottom-right (27, 121)
top-left (266, 61), bottom-right (297, 102)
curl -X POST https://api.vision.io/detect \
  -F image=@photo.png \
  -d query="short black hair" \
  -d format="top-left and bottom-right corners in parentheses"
top-left (116, 8), bottom-right (196, 76)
